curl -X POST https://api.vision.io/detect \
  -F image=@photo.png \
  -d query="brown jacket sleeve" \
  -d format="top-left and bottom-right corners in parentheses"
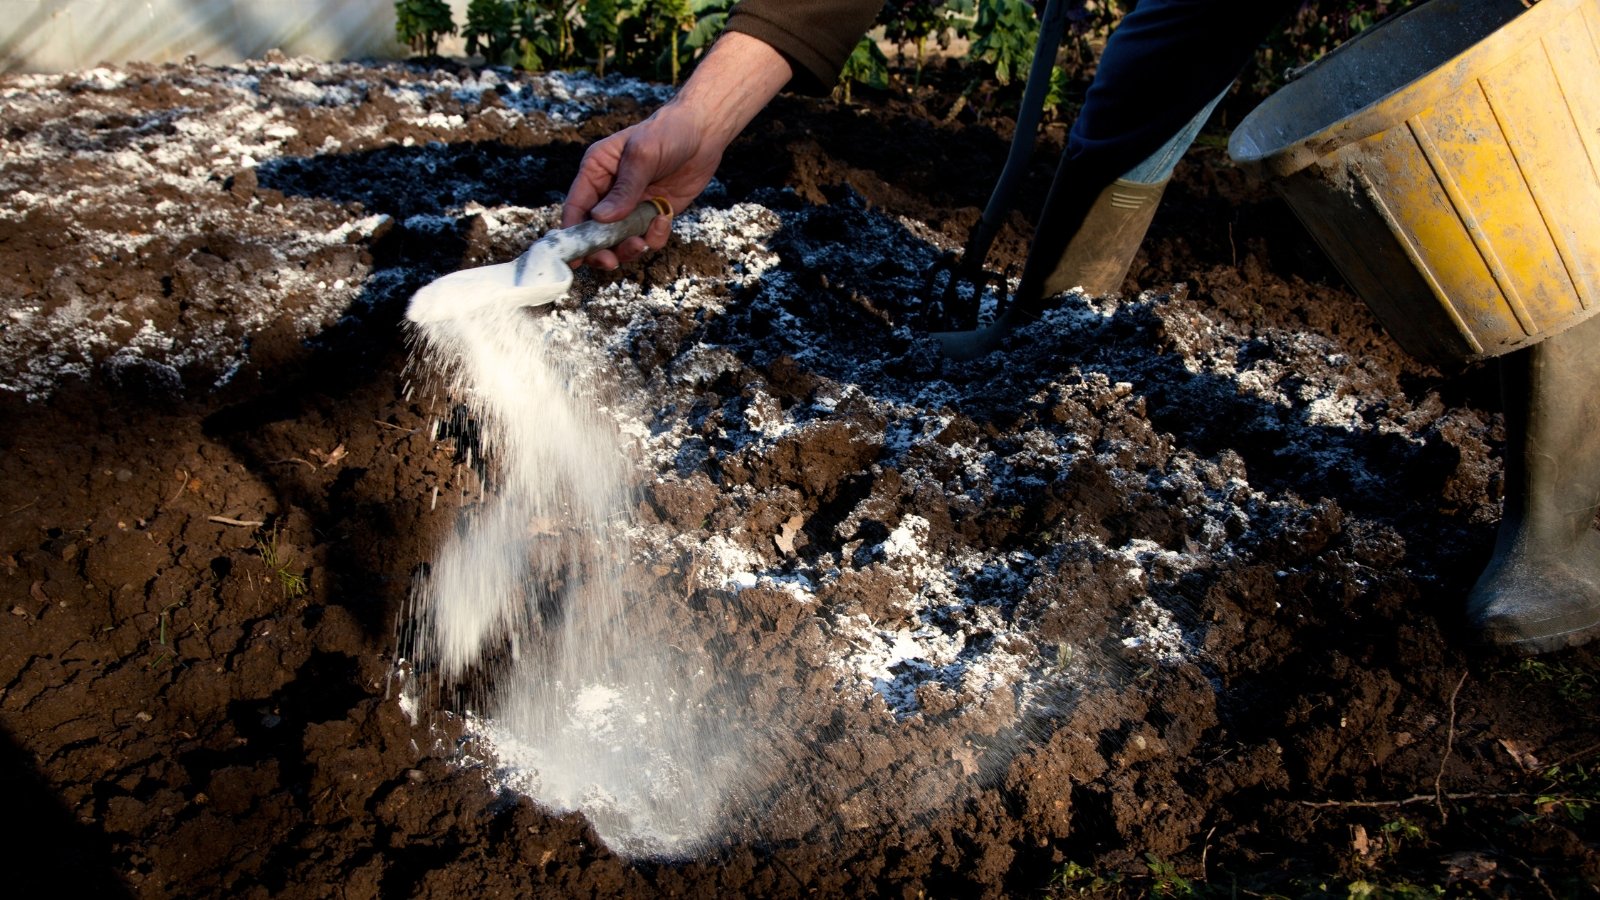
top-left (724, 0), bottom-right (885, 94)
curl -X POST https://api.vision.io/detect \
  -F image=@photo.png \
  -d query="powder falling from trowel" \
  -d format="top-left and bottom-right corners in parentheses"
top-left (400, 298), bottom-right (750, 858)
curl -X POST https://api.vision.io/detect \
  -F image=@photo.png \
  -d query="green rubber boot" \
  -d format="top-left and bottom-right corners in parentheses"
top-left (1467, 311), bottom-right (1600, 654)
top-left (934, 177), bottom-right (1167, 361)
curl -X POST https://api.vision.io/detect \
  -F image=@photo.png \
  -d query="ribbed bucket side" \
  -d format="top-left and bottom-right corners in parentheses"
top-left (1360, 0), bottom-right (1600, 357)
top-left (1231, 0), bottom-right (1600, 364)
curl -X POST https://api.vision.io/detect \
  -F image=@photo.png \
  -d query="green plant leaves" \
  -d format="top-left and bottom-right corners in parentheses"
top-left (398, 0), bottom-right (1419, 112)
top-left (465, 0), bottom-right (518, 63)
top-left (395, 0), bottom-right (457, 56)
top-left (836, 35), bottom-right (891, 102)
top-left (966, 0), bottom-right (1040, 86)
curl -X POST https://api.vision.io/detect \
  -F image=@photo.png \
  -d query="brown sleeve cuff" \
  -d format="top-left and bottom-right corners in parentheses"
top-left (724, 1), bottom-right (883, 95)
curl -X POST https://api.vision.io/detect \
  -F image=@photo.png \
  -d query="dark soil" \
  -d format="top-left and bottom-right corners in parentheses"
top-left (1, 57), bottom-right (1597, 898)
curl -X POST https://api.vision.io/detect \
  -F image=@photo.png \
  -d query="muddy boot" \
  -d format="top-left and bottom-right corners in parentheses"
top-left (934, 177), bottom-right (1167, 361)
top-left (1466, 312), bottom-right (1600, 654)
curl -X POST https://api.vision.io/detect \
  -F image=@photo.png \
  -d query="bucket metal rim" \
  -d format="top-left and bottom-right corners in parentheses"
top-left (1228, 0), bottom-right (1567, 178)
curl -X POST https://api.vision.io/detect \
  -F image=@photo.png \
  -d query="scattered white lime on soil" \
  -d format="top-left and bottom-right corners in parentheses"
top-left (2, 60), bottom-right (1507, 865)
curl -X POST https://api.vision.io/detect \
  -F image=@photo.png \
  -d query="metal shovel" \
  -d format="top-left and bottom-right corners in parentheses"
top-left (405, 198), bottom-right (671, 324)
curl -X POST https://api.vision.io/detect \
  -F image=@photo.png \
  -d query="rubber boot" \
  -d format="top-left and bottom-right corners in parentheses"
top-left (1466, 311), bottom-right (1600, 654)
top-left (934, 177), bottom-right (1167, 361)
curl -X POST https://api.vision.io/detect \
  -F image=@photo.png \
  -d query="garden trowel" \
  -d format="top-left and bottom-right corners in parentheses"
top-left (405, 198), bottom-right (670, 324)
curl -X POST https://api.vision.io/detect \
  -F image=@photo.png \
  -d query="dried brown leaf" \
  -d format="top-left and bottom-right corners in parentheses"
top-left (1498, 737), bottom-right (1541, 773)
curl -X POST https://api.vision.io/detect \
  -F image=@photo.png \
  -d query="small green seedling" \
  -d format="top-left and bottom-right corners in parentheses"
top-left (1511, 657), bottom-right (1598, 705)
top-left (1144, 854), bottom-right (1197, 898)
top-left (1346, 879), bottom-right (1444, 899)
top-left (148, 600), bottom-right (186, 670)
top-left (1529, 764), bottom-right (1599, 824)
top-left (1378, 816), bottom-right (1426, 855)
top-left (256, 527), bottom-right (309, 600)
top-left (1048, 860), bottom-right (1124, 896)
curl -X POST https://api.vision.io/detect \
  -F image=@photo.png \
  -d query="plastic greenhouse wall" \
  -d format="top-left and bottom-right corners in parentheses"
top-left (1, 0), bottom-right (473, 72)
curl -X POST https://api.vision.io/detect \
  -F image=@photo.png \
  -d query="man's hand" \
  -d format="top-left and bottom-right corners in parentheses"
top-left (560, 106), bottom-right (721, 269)
top-left (560, 31), bottom-right (793, 270)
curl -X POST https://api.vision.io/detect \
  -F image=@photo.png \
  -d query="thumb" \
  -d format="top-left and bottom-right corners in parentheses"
top-left (591, 143), bottom-right (650, 222)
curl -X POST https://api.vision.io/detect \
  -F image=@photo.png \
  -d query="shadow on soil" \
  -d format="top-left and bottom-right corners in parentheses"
top-left (0, 720), bottom-right (133, 899)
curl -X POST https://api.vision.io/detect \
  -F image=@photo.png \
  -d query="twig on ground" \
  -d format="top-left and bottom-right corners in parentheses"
top-left (208, 515), bottom-right (264, 527)
top-left (1546, 740), bottom-right (1600, 771)
top-left (1462, 819), bottom-right (1559, 900)
top-left (376, 419), bottom-right (425, 444)
top-left (1499, 849), bottom-right (1561, 900)
top-left (1300, 791), bottom-right (1531, 809)
top-left (272, 458), bottom-right (318, 470)
top-left (3, 497), bottom-right (39, 518)
top-left (1436, 670), bottom-right (1470, 821)
top-left (167, 469), bottom-right (189, 503)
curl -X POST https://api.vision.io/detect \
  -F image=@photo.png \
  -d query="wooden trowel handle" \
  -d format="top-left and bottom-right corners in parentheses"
top-left (541, 198), bottom-right (673, 263)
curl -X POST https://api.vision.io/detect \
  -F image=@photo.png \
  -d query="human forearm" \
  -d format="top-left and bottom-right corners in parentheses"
top-left (560, 31), bottom-right (793, 267)
top-left (665, 30), bottom-right (793, 150)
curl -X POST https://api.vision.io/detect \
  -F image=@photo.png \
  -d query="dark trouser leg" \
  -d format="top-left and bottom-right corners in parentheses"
top-left (937, 0), bottom-right (1296, 360)
top-left (1468, 312), bottom-right (1600, 653)
top-left (1015, 0), bottom-right (1301, 314)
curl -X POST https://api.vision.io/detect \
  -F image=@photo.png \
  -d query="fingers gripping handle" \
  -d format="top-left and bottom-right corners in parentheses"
top-left (540, 198), bottom-right (672, 263)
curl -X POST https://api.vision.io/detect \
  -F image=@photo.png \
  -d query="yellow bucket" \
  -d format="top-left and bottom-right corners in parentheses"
top-left (1228, 0), bottom-right (1600, 364)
